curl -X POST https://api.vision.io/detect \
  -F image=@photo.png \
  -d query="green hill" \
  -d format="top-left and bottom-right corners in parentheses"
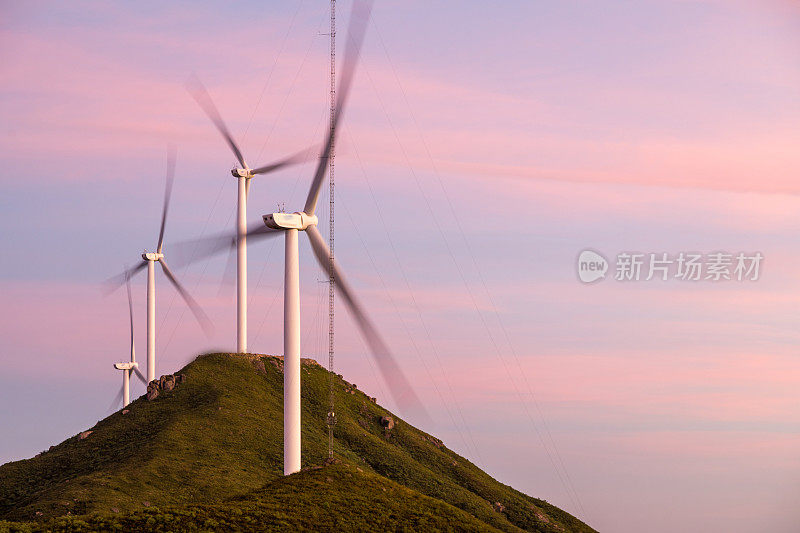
top-left (0, 353), bottom-right (595, 532)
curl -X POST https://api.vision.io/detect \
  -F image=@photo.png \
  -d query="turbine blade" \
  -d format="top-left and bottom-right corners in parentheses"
top-left (304, 0), bottom-right (373, 216)
top-left (250, 146), bottom-right (316, 176)
top-left (186, 75), bottom-right (247, 169)
top-left (305, 224), bottom-right (427, 419)
top-left (108, 384), bottom-right (124, 413)
top-left (158, 259), bottom-right (214, 337)
top-left (104, 262), bottom-right (147, 295)
top-left (217, 243), bottom-right (238, 297)
top-left (134, 366), bottom-right (148, 386)
top-left (157, 144), bottom-right (177, 254)
top-left (171, 223), bottom-right (281, 269)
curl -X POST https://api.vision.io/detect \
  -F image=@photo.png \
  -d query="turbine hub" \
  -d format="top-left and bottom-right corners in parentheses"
top-left (263, 212), bottom-right (318, 231)
top-left (231, 167), bottom-right (252, 179)
top-left (142, 252), bottom-right (164, 261)
top-left (114, 361), bottom-right (138, 370)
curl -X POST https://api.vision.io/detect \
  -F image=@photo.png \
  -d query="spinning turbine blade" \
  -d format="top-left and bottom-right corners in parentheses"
top-left (171, 223), bottom-right (282, 268)
top-left (186, 75), bottom-right (247, 169)
top-left (104, 261), bottom-right (148, 294)
top-left (157, 145), bottom-right (177, 254)
top-left (305, 225), bottom-right (427, 418)
top-left (250, 146), bottom-right (317, 176)
top-left (134, 367), bottom-right (148, 386)
top-left (157, 259), bottom-right (213, 336)
top-left (218, 243), bottom-right (238, 296)
top-left (304, 0), bottom-right (373, 216)
top-left (108, 385), bottom-right (124, 412)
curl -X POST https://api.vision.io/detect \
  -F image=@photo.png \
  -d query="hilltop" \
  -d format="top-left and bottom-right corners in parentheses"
top-left (0, 353), bottom-right (595, 532)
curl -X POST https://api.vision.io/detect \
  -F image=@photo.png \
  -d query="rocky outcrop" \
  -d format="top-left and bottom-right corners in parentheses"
top-left (146, 373), bottom-right (186, 401)
top-left (379, 416), bottom-right (395, 430)
top-left (423, 434), bottom-right (444, 449)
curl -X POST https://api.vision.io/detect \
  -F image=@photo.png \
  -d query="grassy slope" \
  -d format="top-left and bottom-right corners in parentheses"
top-left (0, 353), bottom-right (594, 532)
top-left (2, 463), bottom-right (502, 532)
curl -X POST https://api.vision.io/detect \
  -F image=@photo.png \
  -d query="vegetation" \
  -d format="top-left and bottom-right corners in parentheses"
top-left (0, 353), bottom-right (595, 532)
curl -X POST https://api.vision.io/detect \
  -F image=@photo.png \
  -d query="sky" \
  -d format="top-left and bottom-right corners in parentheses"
top-left (2, 1), bottom-right (800, 531)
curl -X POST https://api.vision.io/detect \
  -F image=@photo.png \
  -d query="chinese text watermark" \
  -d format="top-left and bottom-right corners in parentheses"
top-left (577, 250), bottom-right (763, 283)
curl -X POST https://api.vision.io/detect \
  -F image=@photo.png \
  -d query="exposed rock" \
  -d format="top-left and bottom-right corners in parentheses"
top-left (530, 506), bottom-right (551, 524)
top-left (494, 502), bottom-right (506, 513)
top-left (323, 457), bottom-right (341, 467)
top-left (370, 397), bottom-right (377, 403)
top-left (79, 431), bottom-right (93, 440)
top-left (380, 416), bottom-right (395, 430)
top-left (159, 374), bottom-right (176, 392)
top-left (146, 381), bottom-right (159, 401)
top-left (110, 507), bottom-right (120, 513)
top-left (423, 434), bottom-right (444, 448)
top-left (122, 409), bottom-right (129, 415)
top-left (146, 373), bottom-right (185, 400)
top-left (143, 501), bottom-right (151, 507)
top-left (253, 360), bottom-right (266, 374)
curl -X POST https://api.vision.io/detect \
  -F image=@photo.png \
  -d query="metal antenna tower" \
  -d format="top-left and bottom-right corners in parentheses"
top-left (326, 0), bottom-right (336, 459)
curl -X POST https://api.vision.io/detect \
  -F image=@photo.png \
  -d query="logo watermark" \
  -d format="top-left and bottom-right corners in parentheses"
top-left (577, 250), bottom-right (763, 283)
top-left (577, 250), bottom-right (609, 283)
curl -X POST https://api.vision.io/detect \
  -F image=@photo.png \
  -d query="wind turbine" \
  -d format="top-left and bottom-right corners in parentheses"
top-left (186, 76), bottom-right (313, 355)
top-left (113, 271), bottom-right (147, 407)
top-left (172, 0), bottom-right (423, 475)
top-left (107, 148), bottom-right (212, 383)
top-left (261, 0), bottom-right (424, 475)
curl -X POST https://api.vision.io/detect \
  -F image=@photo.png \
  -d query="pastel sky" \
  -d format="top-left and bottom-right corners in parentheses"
top-left (2, 1), bottom-right (800, 531)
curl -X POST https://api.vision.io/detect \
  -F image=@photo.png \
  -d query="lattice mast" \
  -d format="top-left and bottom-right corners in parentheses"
top-left (326, 0), bottom-right (336, 459)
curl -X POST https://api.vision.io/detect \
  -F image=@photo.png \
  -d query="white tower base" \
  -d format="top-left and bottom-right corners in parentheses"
top-left (237, 175), bottom-right (247, 353)
top-left (146, 259), bottom-right (156, 383)
top-left (284, 228), bottom-right (301, 475)
top-left (123, 370), bottom-right (130, 407)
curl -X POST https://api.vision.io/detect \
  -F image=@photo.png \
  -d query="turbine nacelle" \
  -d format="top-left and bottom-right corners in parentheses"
top-left (142, 252), bottom-right (164, 261)
top-left (231, 167), bottom-right (253, 179)
top-left (114, 361), bottom-right (138, 370)
top-left (263, 212), bottom-right (318, 231)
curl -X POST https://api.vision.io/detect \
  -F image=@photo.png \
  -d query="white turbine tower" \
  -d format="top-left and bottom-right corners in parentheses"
top-left (187, 78), bottom-right (312, 354)
top-left (171, 0), bottom-right (423, 475)
top-left (113, 271), bottom-right (147, 407)
top-left (108, 148), bottom-right (212, 382)
top-left (262, 0), bottom-right (424, 475)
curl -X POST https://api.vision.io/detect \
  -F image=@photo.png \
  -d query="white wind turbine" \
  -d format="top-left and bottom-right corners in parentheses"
top-left (264, 0), bottom-right (425, 474)
top-left (112, 271), bottom-right (147, 407)
top-left (172, 0), bottom-right (424, 475)
top-left (107, 148), bottom-right (212, 383)
top-left (187, 77), bottom-right (312, 355)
